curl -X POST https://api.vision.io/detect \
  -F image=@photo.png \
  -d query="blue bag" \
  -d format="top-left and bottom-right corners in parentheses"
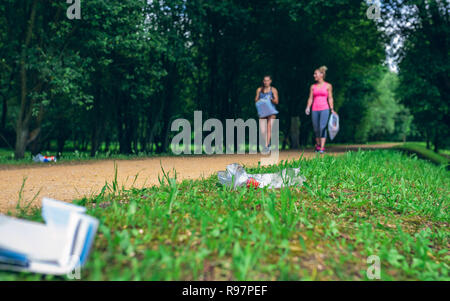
top-left (256, 95), bottom-right (278, 118)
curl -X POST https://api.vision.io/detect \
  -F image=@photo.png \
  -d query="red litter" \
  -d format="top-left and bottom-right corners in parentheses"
top-left (246, 178), bottom-right (260, 189)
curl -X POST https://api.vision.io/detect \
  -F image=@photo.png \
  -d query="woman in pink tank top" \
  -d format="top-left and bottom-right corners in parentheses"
top-left (305, 66), bottom-right (336, 154)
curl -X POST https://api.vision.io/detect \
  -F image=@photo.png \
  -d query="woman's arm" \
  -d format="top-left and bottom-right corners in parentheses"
top-left (305, 85), bottom-right (314, 115)
top-left (328, 84), bottom-right (335, 113)
top-left (272, 88), bottom-right (279, 105)
top-left (255, 88), bottom-right (261, 102)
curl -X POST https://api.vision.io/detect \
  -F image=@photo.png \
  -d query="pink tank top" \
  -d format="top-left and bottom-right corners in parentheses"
top-left (312, 82), bottom-right (330, 111)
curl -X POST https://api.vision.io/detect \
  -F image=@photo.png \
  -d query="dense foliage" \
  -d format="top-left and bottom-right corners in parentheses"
top-left (0, 0), bottom-right (445, 158)
top-left (382, 0), bottom-right (449, 152)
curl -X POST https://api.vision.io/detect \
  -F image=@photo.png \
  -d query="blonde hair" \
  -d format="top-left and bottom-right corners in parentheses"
top-left (317, 66), bottom-right (328, 79)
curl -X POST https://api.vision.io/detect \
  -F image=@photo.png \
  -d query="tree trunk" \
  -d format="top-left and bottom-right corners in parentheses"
top-left (1, 95), bottom-right (6, 131)
top-left (433, 129), bottom-right (439, 153)
top-left (14, 0), bottom-right (38, 159)
top-left (104, 135), bottom-right (111, 153)
top-left (15, 128), bottom-right (29, 159)
top-left (81, 138), bottom-right (88, 151)
top-left (148, 111), bottom-right (161, 154)
top-left (28, 103), bottom-right (45, 155)
top-left (139, 120), bottom-right (148, 153)
top-left (162, 120), bottom-right (172, 153)
top-left (28, 131), bottom-right (41, 155)
top-left (57, 137), bottom-right (66, 155)
top-left (90, 124), bottom-right (101, 157)
top-left (73, 134), bottom-right (79, 151)
top-left (160, 60), bottom-right (177, 153)
top-left (207, 11), bottom-right (219, 116)
top-left (118, 98), bottom-right (133, 155)
top-left (90, 107), bottom-right (104, 157)
top-left (290, 116), bottom-right (301, 149)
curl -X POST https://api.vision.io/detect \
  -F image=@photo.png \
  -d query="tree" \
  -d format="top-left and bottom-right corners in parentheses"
top-left (0, 0), bottom-right (397, 157)
top-left (382, 0), bottom-right (449, 152)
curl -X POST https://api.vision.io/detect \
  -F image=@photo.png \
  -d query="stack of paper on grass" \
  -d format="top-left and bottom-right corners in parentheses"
top-left (0, 197), bottom-right (98, 275)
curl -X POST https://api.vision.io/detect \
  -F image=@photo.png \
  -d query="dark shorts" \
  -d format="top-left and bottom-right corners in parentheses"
top-left (311, 109), bottom-right (330, 138)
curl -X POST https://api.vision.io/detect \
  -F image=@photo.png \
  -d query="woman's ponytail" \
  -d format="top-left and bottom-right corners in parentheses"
top-left (318, 66), bottom-right (328, 79)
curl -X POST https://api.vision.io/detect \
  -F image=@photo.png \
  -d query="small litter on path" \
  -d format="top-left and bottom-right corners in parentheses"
top-left (33, 154), bottom-right (57, 163)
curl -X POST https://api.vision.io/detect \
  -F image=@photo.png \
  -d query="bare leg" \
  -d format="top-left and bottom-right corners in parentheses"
top-left (259, 118), bottom-right (268, 148)
top-left (320, 138), bottom-right (327, 148)
top-left (267, 115), bottom-right (275, 147)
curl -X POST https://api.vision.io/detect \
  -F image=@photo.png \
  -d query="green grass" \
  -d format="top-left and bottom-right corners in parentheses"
top-left (397, 143), bottom-right (449, 167)
top-left (0, 150), bottom-right (448, 280)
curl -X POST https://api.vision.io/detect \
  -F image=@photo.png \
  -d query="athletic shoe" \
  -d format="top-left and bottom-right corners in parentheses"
top-left (319, 147), bottom-right (325, 154)
top-left (262, 146), bottom-right (271, 154)
top-left (315, 144), bottom-right (321, 152)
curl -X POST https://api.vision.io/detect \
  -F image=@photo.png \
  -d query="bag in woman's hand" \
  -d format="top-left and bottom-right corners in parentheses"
top-left (328, 112), bottom-right (340, 140)
top-left (256, 96), bottom-right (278, 118)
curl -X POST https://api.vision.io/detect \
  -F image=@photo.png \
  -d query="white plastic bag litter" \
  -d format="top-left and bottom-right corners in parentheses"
top-left (328, 112), bottom-right (340, 141)
top-left (217, 163), bottom-right (306, 189)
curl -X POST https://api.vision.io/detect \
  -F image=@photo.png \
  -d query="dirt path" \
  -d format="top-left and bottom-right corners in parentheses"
top-left (0, 143), bottom-right (399, 213)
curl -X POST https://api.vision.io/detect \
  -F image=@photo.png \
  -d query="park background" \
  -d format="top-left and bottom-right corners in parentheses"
top-left (0, 0), bottom-right (448, 161)
top-left (0, 0), bottom-right (449, 282)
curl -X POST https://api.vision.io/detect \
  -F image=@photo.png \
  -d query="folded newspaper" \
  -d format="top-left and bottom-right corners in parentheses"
top-left (218, 163), bottom-right (306, 189)
top-left (0, 198), bottom-right (98, 275)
